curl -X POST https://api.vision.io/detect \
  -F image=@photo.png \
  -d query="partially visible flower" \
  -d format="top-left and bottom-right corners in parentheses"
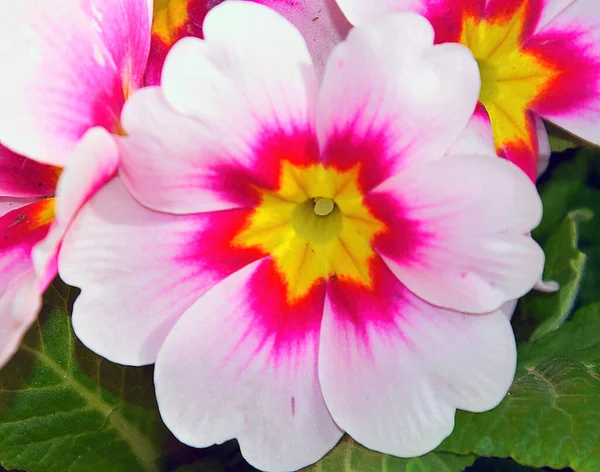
top-left (336, 0), bottom-right (600, 180)
top-left (145, 0), bottom-right (209, 86)
top-left (0, 0), bottom-right (151, 367)
top-left (145, 0), bottom-right (351, 84)
top-left (60, 4), bottom-right (544, 470)
top-left (0, 132), bottom-right (117, 367)
top-left (0, 0), bottom-right (152, 165)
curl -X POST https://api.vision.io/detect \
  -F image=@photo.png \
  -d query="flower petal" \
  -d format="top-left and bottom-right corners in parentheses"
top-left (334, 0), bottom-right (474, 43)
top-left (527, 0), bottom-right (600, 146)
top-left (0, 199), bottom-right (54, 368)
top-left (317, 13), bottom-right (480, 191)
top-left (33, 128), bottom-right (118, 290)
top-left (334, 0), bottom-right (430, 25)
top-left (368, 155), bottom-right (544, 313)
top-left (59, 178), bottom-right (263, 366)
top-left (500, 299), bottom-right (519, 319)
top-left (319, 258), bottom-right (516, 456)
top-left (0, 145), bottom-right (59, 198)
top-left (535, 0), bottom-right (579, 34)
top-left (0, 198), bottom-right (38, 219)
top-left (445, 104), bottom-right (496, 158)
top-left (162, 2), bottom-right (318, 127)
top-left (0, 0), bottom-right (151, 165)
top-left (155, 259), bottom-right (342, 471)
top-left (0, 270), bottom-right (41, 368)
top-left (536, 116), bottom-right (552, 178)
top-left (119, 87), bottom-right (319, 214)
top-left (121, 2), bottom-right (320, 214)
top-left (256, 0), bottom-right (351, 75)
top-left (144, 0), bottom-right (207, 86)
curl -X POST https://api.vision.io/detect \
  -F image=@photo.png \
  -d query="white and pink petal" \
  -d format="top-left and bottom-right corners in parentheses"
top-left (58, 178), bottom-right (264, 366)
top-left (319, 258), bottom-right (516, 456)
top-left (255, 0), bottom-right (351, 75)
top-left (33, 127), bottom-right (119, 290)
top-left (163, 2), bottom-right (318, 128)
top-left (527, 0), bottom-right (600, 146)
top-left (119, 87), bottom-right (320, 214)
top-left (367, 155), bottom-right (544, 313)
top-left (155, 259), bottom-right (342, 471)
top-left (317, 12), bottom-right (480, 191)
top-left (0, 199), bottom-right (54, 368)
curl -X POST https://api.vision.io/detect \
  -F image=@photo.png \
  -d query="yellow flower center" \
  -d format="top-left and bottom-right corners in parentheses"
top-left (233, 161), bottom-right (385, 304)
top-left (459, 5), bottom-right (556, 152)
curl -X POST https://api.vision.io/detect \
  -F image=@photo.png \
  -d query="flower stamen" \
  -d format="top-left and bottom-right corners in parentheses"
top-left (313, 197), bottom-right (335, 216)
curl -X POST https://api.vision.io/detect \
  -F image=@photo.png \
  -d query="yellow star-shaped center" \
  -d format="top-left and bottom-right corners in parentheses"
top-left (233, 161), bottom-right (385, 304)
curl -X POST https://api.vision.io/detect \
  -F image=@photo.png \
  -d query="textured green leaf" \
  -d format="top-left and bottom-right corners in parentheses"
top-left (437, 304), bottom-right (600, 472)
top-left (0, 306), bottom-right (171, 472)
top-left (515, 209), bottom-right (589, 341)
top-left (302, 437), bottom-right (475, 472)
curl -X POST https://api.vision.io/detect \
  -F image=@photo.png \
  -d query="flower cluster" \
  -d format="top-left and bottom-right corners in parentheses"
top-left (0, 0), bottom-right (598, 471)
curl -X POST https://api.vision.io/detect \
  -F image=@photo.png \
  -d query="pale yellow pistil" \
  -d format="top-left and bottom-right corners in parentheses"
top-left (313, 197), bottom-right (335, 216)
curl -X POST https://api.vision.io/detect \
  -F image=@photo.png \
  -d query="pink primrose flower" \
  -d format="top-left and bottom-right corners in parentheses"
top-left (59, 3), bottom-right (545, 470)
top-left (336, 0), bottom-right (600, 180)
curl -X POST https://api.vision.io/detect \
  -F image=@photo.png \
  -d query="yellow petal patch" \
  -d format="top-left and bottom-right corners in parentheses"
top-left (152, 0), bottom-right (191, 44)
top-left (233, 161), bottom-right (385, 304)
top-left (460, 4), bottom-right (556, 155)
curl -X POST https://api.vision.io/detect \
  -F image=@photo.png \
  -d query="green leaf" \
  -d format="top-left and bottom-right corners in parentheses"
top-left (533, 149), bottom-right (590, 243)
top-left (545, 121), bottom-right (591, 153)
top-left (0, 306), bottom-right (172, 472)
top-left (548, 135), bottom-right (579, 154)
top-left (301, 437), bottom-right (475, 472)
top-left (515, 209), bottom-right (589, 341)
top-left (533, 148), bottom-right (600, 247)
top-left (437, 303), bottom-right (600, 472)
top-left (579, 246), bottom-right (600, 306)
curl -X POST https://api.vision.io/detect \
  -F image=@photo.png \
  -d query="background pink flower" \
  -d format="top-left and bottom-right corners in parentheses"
top-left (336, 0), bottom-right (600, 180)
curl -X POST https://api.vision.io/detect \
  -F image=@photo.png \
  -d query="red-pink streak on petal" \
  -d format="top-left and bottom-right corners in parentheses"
top-left (235, 258), bottom-right (326, 365)
top-left (144, 0), bottom-right (218, 86)
top-left (423, 0), bottom-right (482, 44)
top-left (321, 121), bottom-right (396, 193)
top-left (145, 37), bottom-right (171, 87)
top-left (0, 200), bottom-right (53, 255)
top-left (483, 0), bottom-right (544, 41)
top-left (527, 27), bottom-right (600, 117)
top-left (326, 255), bottom-right (413, 350)
top-left (89, 77), bottom-right (129, 135)
top-left (0, 145), bottom-right (59, 198)
top-left (208, 127), bottom-right (319, 204)
top-left (0, 198), bottom-right (39, 219)
top-left (497, 110), bottom-right (539, 181)
top-left (364, 190), bottom-right (424, 265)
top-left (176, 208), bottom-right (265, 281)
top-left (423, 0), bottom-right (545, 45)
